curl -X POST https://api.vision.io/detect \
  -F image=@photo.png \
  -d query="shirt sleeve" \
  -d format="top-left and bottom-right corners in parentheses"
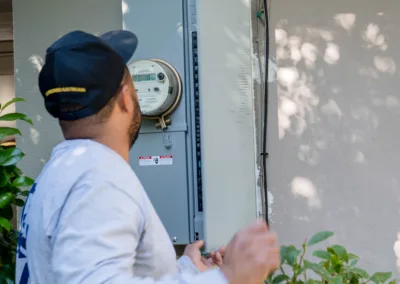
top-left (50, 181), bottom-right (228, 284)
top-left (177, 256), bottom-right (200, 275)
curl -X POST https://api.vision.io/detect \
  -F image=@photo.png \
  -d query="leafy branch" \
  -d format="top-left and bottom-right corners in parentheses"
top-left (266, 231), bottom-right (395, 284)
top-left (0, 98), bottom-right (34, 283)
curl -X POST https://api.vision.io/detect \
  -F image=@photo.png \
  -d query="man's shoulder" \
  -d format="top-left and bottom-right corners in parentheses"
top-left (38, 140), bottom-right (148, 235)
top-left (47, 139), bottom-right (137, 181)
top-left (39, 139), bottom-right (144, 206)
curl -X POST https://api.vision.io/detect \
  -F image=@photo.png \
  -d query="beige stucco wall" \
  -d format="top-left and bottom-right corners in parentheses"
top-left (267, 0), bottom-right (400, 275)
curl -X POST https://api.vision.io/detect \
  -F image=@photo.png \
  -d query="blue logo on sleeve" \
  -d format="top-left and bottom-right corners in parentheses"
top-left (16, 183), bottom-right (36, 284)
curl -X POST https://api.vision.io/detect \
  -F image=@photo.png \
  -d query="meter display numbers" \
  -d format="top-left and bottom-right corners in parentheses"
top-left (132, 73), bottom-right (157, 82)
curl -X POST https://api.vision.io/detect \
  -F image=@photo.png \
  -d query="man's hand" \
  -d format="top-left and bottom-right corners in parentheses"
top-left (220, 220), bottom-right (280, 284)
top-left (183, 240), bottom-right (225, 272)
top-left (206, 246), bottom-right (225, 267)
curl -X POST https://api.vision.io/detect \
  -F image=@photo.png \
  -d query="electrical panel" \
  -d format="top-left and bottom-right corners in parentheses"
top-left (123, 0), bottom-right (202, 244)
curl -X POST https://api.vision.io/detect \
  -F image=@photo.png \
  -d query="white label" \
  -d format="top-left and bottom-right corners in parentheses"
top-left (139, 155), bottom-right (173, 166)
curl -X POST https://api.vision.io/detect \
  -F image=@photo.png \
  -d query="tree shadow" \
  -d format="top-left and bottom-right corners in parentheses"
top-left (266, 0), bottom-right (400, 275)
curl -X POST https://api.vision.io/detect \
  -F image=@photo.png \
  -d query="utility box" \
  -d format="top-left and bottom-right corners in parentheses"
top-left (123, 0), bottom-right (201, 245)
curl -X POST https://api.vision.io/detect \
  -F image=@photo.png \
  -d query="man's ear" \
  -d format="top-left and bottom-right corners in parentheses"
top-left (117, 85), bottom-right (134, 113)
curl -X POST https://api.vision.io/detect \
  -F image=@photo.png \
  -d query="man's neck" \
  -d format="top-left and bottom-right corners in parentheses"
top-left (61, 122), bottom-right (130, 163)
top-left (93, 135), bottom-right (130, 163)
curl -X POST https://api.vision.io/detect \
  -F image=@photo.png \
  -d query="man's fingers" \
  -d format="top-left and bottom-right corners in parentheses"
top-left (202, 257), bottom-right (213, 268)
top-left (191, 240), bottom-right (205, 249)
top-left (213, 251), bottom-right (223, 266)
top-left (217, 246), bottom-right (226, 257)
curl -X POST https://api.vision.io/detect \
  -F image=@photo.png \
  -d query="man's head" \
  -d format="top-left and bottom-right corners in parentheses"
top-left (38, 30), bottom-right (142, 148)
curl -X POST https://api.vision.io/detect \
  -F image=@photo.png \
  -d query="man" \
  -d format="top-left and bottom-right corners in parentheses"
top-left (15, 30), bottom-right (280, 283)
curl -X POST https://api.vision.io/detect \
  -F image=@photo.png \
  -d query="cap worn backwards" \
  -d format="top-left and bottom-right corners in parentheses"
top-left (38, 30), bottom-right (138, 121)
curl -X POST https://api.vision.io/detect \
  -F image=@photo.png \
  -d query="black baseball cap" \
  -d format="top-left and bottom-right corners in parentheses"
top-left (38, 30), bottom-right (138, 121)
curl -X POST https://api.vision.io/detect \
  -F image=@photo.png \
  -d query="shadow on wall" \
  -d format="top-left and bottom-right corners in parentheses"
top-left (266, 0), bottom-right (400, 275)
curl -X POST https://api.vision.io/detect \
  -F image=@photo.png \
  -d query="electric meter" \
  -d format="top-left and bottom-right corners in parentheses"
top-left (128, 59), bottom-right (182, 118)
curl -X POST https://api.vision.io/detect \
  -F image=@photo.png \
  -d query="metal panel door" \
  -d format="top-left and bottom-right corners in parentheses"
top-left (123, 0), bottom-right (191, 244)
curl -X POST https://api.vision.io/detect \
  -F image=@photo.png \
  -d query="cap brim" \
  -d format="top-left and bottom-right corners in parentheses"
top-left (100, 30), bottom-right (138, 63)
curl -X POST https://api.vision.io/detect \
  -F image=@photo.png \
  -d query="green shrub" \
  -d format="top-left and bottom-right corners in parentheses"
top-left (266, 231), bottom-right (396, 284)
top-left (0, 98), bottom-right (34, 283)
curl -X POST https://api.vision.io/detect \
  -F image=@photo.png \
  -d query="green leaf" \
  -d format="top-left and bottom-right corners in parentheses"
top-left (13, 198), bottom-right (25, 207)
top-left (12, 166), bottom-right (23, 176)
top-left (306, 280), bottom-right (322, 284)
top-left (0, 264), bottom-right (15, 284)
top-left (349, 267), bottom-right (370, 279)
top-left (0, 168), bottom-right (8, 187)
top-left (329, 245), bottom-right (348, 263)
top-left (348, 253), bottom-right (359, 259)
top-left (12, 176), bottom-right (34, 187)
top-left (369, 272), bottom-right (392, 284)
top-left (280, 245), bottom-right (287, 265)
top-left (304, 260), bottom-right (333, 281)
top-left (332, 276), bottom-right (343, 284)
top-left (0, 205), bottom-right (13, 220)
top-left (3, 165), bottom-right (16, 178)
top-left (1, 98), bottom-right (26, 111)
top-left (348, 253), bottom-right (359, 266)
top-left (0, 127), bottom-right (21, 140)
top-left (349, 258), bottom-right (358, 267)
top-left (19, 190), bottom-right (30, 197)
top-left (286, 245), bottom-right (301, 266)
top-left (307, 231), bottom-right (334, 246)
top-left (0, 113), bottom-right (33, 125)
top-left (312, 250), bottom-right (331, 260)
top-left (265, 274), bottom-right (273, 284)
top-left (0, 147), bottom-right (24, 166)
top-left (297, 266), bottom-right (306, 275)
top-left (272, 274), bottom-right (290, 284)
top-left (0, 193), bottom-right (13, 209)
top-left (0, 217), bottom-right (11, 231)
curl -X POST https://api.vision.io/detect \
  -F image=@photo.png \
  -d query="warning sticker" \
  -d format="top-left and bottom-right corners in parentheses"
top-left (139, 155), bottom-right (173, 166)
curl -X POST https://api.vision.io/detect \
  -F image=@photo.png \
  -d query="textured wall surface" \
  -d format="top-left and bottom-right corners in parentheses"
top-left (267, 0), bottom-right (400, 275)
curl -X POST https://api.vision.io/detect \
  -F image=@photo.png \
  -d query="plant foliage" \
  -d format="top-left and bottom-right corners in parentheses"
top-left (266, 231), bottom-right (396, 284)
top-left (0, 98), bottom-right (33, 283)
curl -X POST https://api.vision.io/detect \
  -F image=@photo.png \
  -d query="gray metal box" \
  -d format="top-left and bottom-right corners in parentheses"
top-left (123, 0), bottom-right (200, 245)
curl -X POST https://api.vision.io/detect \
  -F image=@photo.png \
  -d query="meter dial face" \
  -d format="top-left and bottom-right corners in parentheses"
top-left (128, 59), bottom-right (180, 117)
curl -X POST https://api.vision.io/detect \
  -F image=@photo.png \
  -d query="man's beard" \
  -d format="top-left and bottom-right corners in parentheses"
top-left (128, 98), bottom-right (142, 149)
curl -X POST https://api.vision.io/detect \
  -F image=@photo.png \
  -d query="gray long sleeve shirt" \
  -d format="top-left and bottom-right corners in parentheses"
top-left (15, 139), bottom-right (227, 284)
